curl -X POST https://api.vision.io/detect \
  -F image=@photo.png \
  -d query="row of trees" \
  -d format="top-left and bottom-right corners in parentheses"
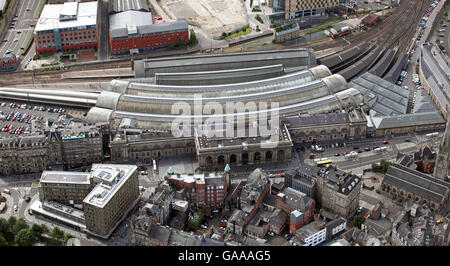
top-left (0, 216), bottom-right (72, 246)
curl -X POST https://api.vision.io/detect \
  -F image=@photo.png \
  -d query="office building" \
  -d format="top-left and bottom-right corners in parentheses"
top-left (34, 1), bottom-right (98, 55)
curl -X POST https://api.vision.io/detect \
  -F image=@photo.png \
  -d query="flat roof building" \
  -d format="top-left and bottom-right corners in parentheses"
top-left (35, 164), bottom-right (139, 238)
top-left (34, 1), bottom-right (98, 55)
top-left (109, 11), bottom-right (189, 55)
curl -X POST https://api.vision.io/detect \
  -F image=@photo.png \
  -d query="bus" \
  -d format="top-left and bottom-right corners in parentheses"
top-left (153, 159), bottom-right (158, 174)
top-left (374, 147), bottom-right (387, 153)
top-left (316, 159), bottom-right (333, 167)
top-left (425, 132), bottom-right (439, 138)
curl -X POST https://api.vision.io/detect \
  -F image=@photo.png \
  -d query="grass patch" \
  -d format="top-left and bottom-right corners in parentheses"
top-left (224, 26), bottom-right (252, 39)
top-left (21, 35), bottom-right (34, 56)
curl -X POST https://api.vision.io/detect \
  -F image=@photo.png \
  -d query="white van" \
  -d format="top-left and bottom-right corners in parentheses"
top-left (3, 189), bottom-right (10, 194)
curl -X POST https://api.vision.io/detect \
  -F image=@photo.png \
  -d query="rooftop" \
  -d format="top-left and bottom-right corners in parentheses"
top-left (370, 111), bottom-right (445, 129)
top-left (110, 0), bottom-right (149, 13)
top-left (140, 49), bottom-right (312, 70)
top-left (283, 112), bottom-right (350, 128)
top-left (40, 171), bottom-right (90, 184)
top-left (421, 44), bottom-right (450, 115)
top-left (296, 220), bottom-right (326, 239)
top-left (383, 164), bottom-right (449, 203)
top-left (350, 72), bottom-right (408, 116)
top-left (83, 164), bottom-right (137, 208)
top-left (110, 15), bottom-right (188, 39)
top-left (35, 1), bottom-right (97, 33)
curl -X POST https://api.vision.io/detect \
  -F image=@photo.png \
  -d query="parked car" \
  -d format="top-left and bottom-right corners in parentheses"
top-left (383, 140), bottom-right (389, 144)
top-left (25, 197), bottom-right (31, 202)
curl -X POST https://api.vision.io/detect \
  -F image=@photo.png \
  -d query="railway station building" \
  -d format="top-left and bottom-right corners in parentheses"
top-left (34, 1), bottom-right (98, 55)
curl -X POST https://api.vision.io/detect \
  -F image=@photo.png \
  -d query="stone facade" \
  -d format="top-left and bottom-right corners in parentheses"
top-left (0, 120), bottom-right (105, 176)
top-left (83, 165), bottom-right (140, 238)
top-left (434, 120), bottom-right (449, 181)
top-left (284, 109), bottom-right (367, 144)
top-left (380, 164), bottom-right (449, 212)
top-left (110, 130), bottom-right (195, 163)
top-left (0, 136), bottom-right (49, 175)
top-left (196, 124), bottom-right (293, 169)
top-left (290, 165), bottom-right (361, 219)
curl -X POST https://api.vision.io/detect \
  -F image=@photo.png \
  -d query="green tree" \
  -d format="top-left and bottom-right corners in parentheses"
top-left (0, 218), bottom-right (8, 236)
top-left (188, 29), bottom-right (198, 46)
top-left (222, 32), bottom-right (227, 37)
top-left (352, 215), bottom-right (365, 229)
top-left (440, 20), bottom-right (444, 25)
top-left (15, 229), bottom-right (36, 246)
top-left (40, 224), bottom-right (49, 235)
top-left (50, 227), bottom-right (65, 245)
top-left (64, 233), bottom-right (75, 244)
top-left (7, 216), bottom-right (16, 230)
top-left (436, 38), bottom-right (441, 44)
top-left (445, 12), bottom-right (448, 17)
top-left (13, 219), bottom-right (29, 235)
top-left (31, 224), bottom-right (44, 238)
top-left (0, 235), bottom-right (7, 246)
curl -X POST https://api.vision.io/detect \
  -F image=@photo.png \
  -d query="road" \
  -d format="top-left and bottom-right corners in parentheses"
top-left (429, 1), bottom-right (450, 55)
top-left (0, 0), bottom-right (43, 65)
top-left (299, 130), bottom-right (445, 173)
top-left (97, 0), bottom-right (109, 60)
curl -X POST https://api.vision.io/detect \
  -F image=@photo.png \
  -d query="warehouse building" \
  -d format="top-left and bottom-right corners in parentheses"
top-left (109, 10), bottom-right (189, 55)
top-left (34, 1), bottom-right (98, 55)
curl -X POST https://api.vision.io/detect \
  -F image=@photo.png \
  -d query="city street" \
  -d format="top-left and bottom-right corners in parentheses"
top-left (0, 0), bottom-right (43, 67)
top-left (403, 0), bottom-right (446, 113)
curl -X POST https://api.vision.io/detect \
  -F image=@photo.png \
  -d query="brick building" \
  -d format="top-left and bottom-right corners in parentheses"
top-left (34, 1), bottom-right (98, 55)
top-left (239, 168), bottom-right (271, 223)
top-left (166, 171), bottom-right (229, 214)
top-left (109, 10), bottom-right (189, 55)
top-left (0, 54), bottom-right (19, 72)
top-left (276, 187), bottom-right (315, 234)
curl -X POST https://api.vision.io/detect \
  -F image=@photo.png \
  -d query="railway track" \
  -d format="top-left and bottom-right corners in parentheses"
top-left (305, 0), bottom-right (431, 53)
